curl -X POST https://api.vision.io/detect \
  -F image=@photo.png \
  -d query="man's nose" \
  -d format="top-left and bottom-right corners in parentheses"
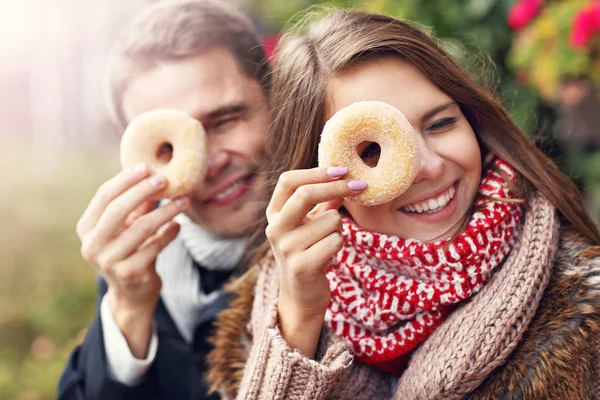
top-left (412, 136), bottom-right (444, 184)
top-left (204, 149), bottom-right (231, 180)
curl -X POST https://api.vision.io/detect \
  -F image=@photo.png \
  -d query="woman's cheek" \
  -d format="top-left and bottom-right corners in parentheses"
top-left (434, 127), bottom-right (480, 170)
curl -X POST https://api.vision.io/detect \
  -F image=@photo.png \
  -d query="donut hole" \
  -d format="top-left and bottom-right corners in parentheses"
top-left (357, 141), bottom-right (381, 168)
top-left (156, 142), bottom-right (174, 165)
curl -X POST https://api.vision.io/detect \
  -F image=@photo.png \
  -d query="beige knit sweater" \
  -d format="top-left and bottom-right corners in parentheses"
top-left (215, 195), bottom-right (600, 399)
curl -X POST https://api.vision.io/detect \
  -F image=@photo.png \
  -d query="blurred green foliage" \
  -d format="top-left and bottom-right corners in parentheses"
top-left (0, 141), bottom-right (118, 400)
top-left (256, 0), bottom-right (551, 133)
top-left (508, 0), bottom-right (596, 100)
top-left (564, 148), bottom-right (600, 223)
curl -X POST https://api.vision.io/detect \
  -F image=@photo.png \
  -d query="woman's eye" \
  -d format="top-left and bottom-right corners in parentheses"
top-left (427, 117), bottom-right (457, 131)
top-left (360, 142), bottom-right (381, 167)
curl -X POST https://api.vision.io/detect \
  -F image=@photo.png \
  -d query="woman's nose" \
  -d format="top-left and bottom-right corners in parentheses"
top-left (412, 136), bottom-right (444, 184)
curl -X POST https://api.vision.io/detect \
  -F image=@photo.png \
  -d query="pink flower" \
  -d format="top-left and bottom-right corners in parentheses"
top-left (508, 0), bottom-right (544, 31)
top-left (262, 35), bottom-right (278, 60)
top-left (570, 2), bottom-right (600, 48)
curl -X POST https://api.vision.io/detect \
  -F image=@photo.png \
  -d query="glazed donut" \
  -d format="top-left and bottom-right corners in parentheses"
top-left (120, 109), bottom-right (208, 199)
top-left (318, 101), bottom-right (420, 206)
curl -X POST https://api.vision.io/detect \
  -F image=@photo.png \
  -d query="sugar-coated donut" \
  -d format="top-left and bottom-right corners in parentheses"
top-left (120, 109), bottom-right (208, 199)
top-left (318, 101), bottom-right (420, 206)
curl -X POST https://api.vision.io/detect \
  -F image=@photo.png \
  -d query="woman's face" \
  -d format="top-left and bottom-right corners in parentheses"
top-left (326, 57), bottom-right (482, 242)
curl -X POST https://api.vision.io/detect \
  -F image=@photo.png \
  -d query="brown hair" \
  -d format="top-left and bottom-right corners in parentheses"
top-left (105, 0), bottom-right (270, 129)
top-left (250, 8), bottom-right (600, 258)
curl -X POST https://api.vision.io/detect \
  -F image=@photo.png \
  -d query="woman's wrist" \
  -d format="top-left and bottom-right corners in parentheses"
top-left (277, 296), bottom-right (326, 359)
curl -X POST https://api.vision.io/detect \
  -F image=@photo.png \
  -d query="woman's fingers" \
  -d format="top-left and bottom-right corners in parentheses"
top-left (268, 170), bottom-right (354, 334)
top-left (296, 231), bottom-right (344, 275)
top-left (276, 178), bottom-right (366, 230)
top-left (267, 167), bottom-right (348, 218)
top-left (265, 168), bottom-right (364, 254)
top-left (98, 197), bottom-right (190, 267)
top-left (278, 209), bottom-right (342, 255)
top-left (304, 198), bottom-right (345, 223)
top-left (77, 164), bottom-right (149, 238)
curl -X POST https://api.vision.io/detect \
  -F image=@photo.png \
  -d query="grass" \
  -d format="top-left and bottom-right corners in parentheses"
top-left (0, 139), bottom-right (119, 400)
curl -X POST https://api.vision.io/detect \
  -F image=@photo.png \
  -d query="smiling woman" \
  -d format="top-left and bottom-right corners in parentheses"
top-left (206, 7), bottom-right (600, 400)
top-left (327, 59), bottom-right (482, 242)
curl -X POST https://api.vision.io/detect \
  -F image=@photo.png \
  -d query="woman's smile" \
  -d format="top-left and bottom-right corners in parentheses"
top-left (398, 181), bottom-right (460, 224)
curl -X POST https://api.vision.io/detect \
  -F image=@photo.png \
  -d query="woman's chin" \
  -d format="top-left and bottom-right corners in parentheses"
top-left (394, 212), bottom-right (465, 243)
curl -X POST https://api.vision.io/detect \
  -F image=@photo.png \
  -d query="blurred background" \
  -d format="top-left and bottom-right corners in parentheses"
top-left (1, 0), bottom-right (599, 398)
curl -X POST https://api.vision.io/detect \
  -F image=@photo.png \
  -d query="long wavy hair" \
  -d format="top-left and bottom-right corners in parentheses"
top-left (249, 8), bottom-right (600, 262)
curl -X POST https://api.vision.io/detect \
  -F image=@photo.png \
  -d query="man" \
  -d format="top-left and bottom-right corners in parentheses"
top-left (58, 1), bottom-right (270, 398)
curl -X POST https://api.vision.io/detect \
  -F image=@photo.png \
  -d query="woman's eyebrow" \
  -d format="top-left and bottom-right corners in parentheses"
top-left (421, 101), bottom-right (457, 123)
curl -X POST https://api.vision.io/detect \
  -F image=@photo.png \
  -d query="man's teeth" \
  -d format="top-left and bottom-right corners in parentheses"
top-left (402, 185), bottom-right (455, 214)
top-left (214, 178), bottom-right (245, 200)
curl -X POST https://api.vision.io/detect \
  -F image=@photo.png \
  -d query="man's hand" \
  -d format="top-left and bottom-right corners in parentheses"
top-left (77, 163), bottom-right (191, 357)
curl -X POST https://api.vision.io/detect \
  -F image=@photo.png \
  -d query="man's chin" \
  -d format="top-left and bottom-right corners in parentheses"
top-left (208, 223), bottom-right (253, 239)
top-left (186, 197), bottom-right (264, 238)
top-left (187, 212), bottom-right (257, 238)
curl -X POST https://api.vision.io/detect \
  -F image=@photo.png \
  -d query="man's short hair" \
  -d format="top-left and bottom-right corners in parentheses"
top-left (106, 0), bottom-right (270, 128)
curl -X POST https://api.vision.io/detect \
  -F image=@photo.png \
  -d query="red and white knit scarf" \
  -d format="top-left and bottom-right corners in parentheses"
top-left (325, 158), bottom-right (523, 372)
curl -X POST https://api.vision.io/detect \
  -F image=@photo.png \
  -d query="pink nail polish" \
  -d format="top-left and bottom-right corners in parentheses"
top-left (327, 167), bottom-right (348, 177)
top-left (151, 174), bottom-right (166, 187)
top-left (348, 180), bottom-right (368, 191)
top-left (174, 197), bottom-right (189, 208)
top-left (134, 163), bottom-right (147, 177)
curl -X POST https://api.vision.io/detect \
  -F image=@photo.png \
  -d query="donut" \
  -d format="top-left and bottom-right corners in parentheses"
top-left (318, 101), bottom-right (420, 206)
top-left (120, 109), bottom-right (208, 199)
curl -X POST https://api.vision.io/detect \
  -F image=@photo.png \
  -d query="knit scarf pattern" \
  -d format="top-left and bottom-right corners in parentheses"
top-left (325, 158), bottom-right (523, 366)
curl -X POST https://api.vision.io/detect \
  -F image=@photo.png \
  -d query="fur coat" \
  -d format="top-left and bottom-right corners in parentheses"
top-left (206, 225), bottom-right (600, 399)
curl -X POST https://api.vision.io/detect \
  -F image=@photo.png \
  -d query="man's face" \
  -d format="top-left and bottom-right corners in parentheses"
top-left (122, 46), bottom-right (268, 238)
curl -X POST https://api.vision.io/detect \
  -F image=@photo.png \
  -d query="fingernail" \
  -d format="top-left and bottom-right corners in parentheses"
top-left (348, 180), bottom-right (368, 191)
top-left (151, 174), bottom-right (166, 187)
top-left (327, 166), bottom-right (348, 177)
top-left (174, 196), bottom-right (189, 208)
top-left (134, 163), bottom-right (147, 177)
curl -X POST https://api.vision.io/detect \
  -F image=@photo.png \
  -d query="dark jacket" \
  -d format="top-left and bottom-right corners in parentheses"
top-left (58, 263), bottom-right (232, 400)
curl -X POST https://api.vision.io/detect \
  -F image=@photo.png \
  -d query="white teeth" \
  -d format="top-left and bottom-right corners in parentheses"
top-left (428, 198), bottom-right (438, 210)
top-left (214, 179), bottom-right (244, 200)
top-left (438, 194), bottom-right (449, 208)
top-left (402, 185), bottom-right (456, 214)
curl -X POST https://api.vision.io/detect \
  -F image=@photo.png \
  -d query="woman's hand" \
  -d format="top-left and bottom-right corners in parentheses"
top-left (77, 163), bottom-right (191, 357)
top-left (265, 166), bottom-right (367, 357)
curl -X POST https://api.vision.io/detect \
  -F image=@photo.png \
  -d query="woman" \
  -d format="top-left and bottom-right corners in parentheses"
top-left (206, 9), bottom-right (600, 399)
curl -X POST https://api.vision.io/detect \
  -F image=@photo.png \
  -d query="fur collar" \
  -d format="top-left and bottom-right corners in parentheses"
top-left (470, 229), bottom-right (600, 398)
top-left (206, 229), bottom-right (600, 399)
top-left (206, 267), bottom-right (257, 399)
